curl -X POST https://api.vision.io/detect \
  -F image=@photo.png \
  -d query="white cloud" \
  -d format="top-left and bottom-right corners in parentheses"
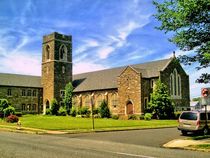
top-left (73, 61), bottom-right (107, 74)
top-left (98, 47), bottom-right (114, 59)
top-left (75, 38), bottom-right (99, 54)
top-left (0, 51), bottom-right (41, 76)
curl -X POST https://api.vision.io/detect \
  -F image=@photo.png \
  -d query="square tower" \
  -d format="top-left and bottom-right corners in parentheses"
top-left (41, 32), bottom-right (72, 113)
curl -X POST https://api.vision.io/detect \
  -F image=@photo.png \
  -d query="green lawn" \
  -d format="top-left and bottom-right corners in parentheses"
top-left (0, 115), bottom-right (178, 131)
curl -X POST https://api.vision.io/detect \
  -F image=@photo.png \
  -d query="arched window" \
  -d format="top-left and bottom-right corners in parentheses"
top-left (59, 44), bottom-right (67, 60)
top-left (97, 94), bottom-right (103, 107)
top-left (46, 45), bottom-right (50, 60)
top-left (84, 95), bottom-right (90, 107)
top-left (111, 93), bottom-right (118, 108)
top-left (170, 69), bottom-right (181, 98)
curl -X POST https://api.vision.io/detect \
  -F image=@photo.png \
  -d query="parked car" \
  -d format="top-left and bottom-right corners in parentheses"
top-left (177, 110), bottom-right (210, 135)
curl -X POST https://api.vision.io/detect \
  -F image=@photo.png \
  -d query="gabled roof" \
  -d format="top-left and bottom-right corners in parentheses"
top-left (0, 58), bottom-right (173, 92)
top-left (73, 58), bottom-right (173, 92)
top-left (0, 73), bottom-right (42, 88)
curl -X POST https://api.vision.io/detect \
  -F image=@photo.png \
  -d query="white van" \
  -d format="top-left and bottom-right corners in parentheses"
top-left (178, 111), bottom-right (210, 135)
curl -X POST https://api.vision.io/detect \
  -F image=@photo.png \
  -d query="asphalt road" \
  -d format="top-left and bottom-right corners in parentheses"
top-left (61, 127), bottom-right (184, 147)
top-left (0, 128), bottom-right (210, 158)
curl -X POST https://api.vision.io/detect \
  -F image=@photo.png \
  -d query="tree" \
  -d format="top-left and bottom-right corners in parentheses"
top-left (50, 99), bottom-right (59, 115)
top-left (63, 82), bottom-right (73, 114)
top-left (147, 80), bottom-right (174, 119)
top-left (153, 0), bottom-right (210, 83)
top-left (0, 99), bottom-right (9, 117)
top-left (99, 100), bottom-right (111, 118)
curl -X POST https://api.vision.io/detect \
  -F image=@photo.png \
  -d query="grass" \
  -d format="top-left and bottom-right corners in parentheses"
top-left (190, 144), bottom-right (210, 151)
top-left (0, 115), bottom-right (178, 131)
top-left (190, 135), bottom-right (210, 140)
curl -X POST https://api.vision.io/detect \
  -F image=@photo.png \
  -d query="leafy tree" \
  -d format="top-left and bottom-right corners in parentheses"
top-left (192, 97), bottom-right (201, 102)
top-left (99, 100), bottom-right (111, 118)
top-left (153, 0), bottom-right (210, 83)
top-left (3, 106), bottom-right (15, 117)
top-left (64, 82), bottom-right (73, 114)
top-left (0, 99), bottom-right (9, 112)
top-left (147, 80), bottom-right (174, 119)
top-left (50, 99), bottom-right (59, 115)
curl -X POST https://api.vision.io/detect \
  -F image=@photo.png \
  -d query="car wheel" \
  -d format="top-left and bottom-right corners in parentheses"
top-left (181, 130), bottom-right (187, 136)
top-left (203, 126), bottom-right (209, 135)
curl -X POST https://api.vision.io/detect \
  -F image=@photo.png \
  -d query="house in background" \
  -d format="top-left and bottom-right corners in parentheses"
top-left (0, 32), bottom-right (190, 115)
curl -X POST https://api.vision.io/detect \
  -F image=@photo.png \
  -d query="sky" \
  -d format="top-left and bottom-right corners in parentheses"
top-left (0, 0), bottom-right (209, 99)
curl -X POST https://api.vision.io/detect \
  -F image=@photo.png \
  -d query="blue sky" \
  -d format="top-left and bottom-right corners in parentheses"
top-left (0, 0), bottom-right (209, 99)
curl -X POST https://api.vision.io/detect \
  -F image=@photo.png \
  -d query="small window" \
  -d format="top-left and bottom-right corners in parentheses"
top-left (27, 90), bottom-right (31, 96)
top-left (27, 104), bottom-right (31, 111)
top-left (32, 104), bottom-right (36, 111)
top-left (22, 89), bottom-right (26, 96)
top-left (62, 66), bottom-right (65, 74)
top-left (22, 104), bottom-right (26, 111)
top-left (60, 90), bottom-right (65, 98)
top-left (32, 90), bottom-right (37, 97)
top-left (59, 45), bottom-right (67, 60)
top-left (46, 45), bottom-right (50, 60)
top-left (7, 89), bottom-right (12, 96)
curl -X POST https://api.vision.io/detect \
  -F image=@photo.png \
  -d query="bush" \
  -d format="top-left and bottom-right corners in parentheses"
top-left (128, 114), bottom-right (139, 120)
top-left (77, 107), bottom-right (91, 117)
top-left (93, 108), bottom-right (99, 115)
top-left (45, 109), bottom-right (51, 115)
top-left (112, 115), bottom-right (119, 120)
top-left (3, 106), bottom-right (15, 117)
top-left (70, 107), bottom-right (77, 117)
top-left (144, 113), bottom-right (152, 120)
top-left (51, 99), bottom-right (60, 115)
top-left (139, 115), bottom-right (145, 120)
top-left (58, 107), bottom-right (67, 116)
top-left (99, 100), bottom-right (111, 118)
top-left (0, 99), bottom-right (9, 118)
top-left (15, 112), bottom-right (22, 117)
top-left (6, 115), bottom-right (19, 123)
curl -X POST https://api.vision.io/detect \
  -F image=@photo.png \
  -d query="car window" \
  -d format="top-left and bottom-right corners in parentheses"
top-left (200, 113), bottom-right (207, 120)
top-left (180, 112), bottom-right (197, 120)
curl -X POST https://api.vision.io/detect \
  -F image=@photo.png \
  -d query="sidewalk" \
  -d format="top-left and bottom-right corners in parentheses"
top-left (163, 138), bottom-right (210, 152)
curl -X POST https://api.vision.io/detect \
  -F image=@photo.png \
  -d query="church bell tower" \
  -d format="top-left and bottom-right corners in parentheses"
top-left (41, 32), bottom-right (72, 114)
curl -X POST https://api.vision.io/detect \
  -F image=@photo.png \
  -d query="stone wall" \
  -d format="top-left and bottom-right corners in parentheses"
top-left (117, 66), bottom-right (142, 115)
top-left (42, 32), bottom-right (72, 113)
top-left (160, 58), bottom-right (190, 110)
top-left (0, 86), bottom-right (43, 113)
top-left (73, 89), bottom-right (119, 114)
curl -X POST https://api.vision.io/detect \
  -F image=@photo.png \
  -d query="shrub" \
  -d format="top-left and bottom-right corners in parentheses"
top-left (99, 100), bottom-right (111, 118)
top-left (45, 109), bottom-right (52, 115)
top-left (0, 99), bottom-right (9, 118)
top-left (77, 107), bottom-right (91, 117)
top-left (51, 99), bottom-right (60, 115)
top-left (3, 106), bottom-right (15, 117)
top-left (6, 115), bottom-right (19, 123)
top-left (139, 115), bottom-right (145, 120)
top-left (70, 107), bottom-right (77, 117)
top-left (15, 112), bottom-right (22, 117)
top-left (112, 115), bottom-right (119, 120)
top-left (58, 107), bottom-right (67, 116)
top-left (93, 108), bottom-right (99, 115)
top-left (128, 114), bottom-right (139, 120)
top-left (144, 113), bottom-right (152, 120)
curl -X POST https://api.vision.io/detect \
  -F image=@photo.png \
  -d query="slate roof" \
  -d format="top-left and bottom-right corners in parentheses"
top-left (0, 73), bottom-right (42, 88)
top-left (0, 58), bottom-right (173, 92)
top-left (73, 58), bottom-right (172, 92)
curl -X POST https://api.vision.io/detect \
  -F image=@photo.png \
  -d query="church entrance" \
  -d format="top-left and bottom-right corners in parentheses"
top-left (126, 101), bottom-right (134, 115)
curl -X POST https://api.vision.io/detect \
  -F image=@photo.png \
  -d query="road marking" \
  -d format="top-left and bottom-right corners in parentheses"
top-left (109, 151), bottom-right (156, 158)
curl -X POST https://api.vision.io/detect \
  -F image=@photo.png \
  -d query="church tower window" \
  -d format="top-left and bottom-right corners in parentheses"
top-left (170, 69), bottom-right (181, 98)
top-left (46, 45), bottom-right (50, 60)
top-left (59, 44), bottom-right (67, 61)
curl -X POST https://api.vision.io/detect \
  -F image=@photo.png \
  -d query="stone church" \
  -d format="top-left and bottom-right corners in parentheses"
top-left (0, 32), bottom-right (190, 115)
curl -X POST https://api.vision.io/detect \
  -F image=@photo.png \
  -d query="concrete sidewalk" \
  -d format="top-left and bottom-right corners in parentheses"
top-left (163, 138), bottom-right (210, 152)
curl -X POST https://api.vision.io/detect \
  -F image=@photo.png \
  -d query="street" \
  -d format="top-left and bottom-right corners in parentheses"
top-left (0, 128), bottom-right (209, 158)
